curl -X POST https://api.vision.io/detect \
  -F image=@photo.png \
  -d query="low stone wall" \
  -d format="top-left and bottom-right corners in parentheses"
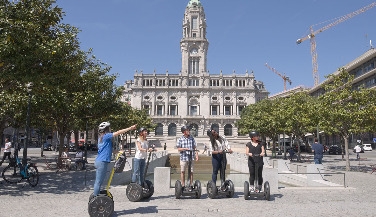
top-left (109, 150), bottom-right (169, 186)
top-left (226, 152), bottom-right (278, 192)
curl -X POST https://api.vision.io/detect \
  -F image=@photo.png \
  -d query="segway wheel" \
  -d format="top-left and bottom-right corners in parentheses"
top-left (194, 180), bottom-right (201, 199)
top-left (88, 195), bottom-right (114, 217)
top-left (264, 181), bottom-right (271, 201)
top-left (226, 180), bottom-right (235, 198)
top-left (89, 190), bottom-right (113, 202)
top-left (206, 181), bottom-right (217, 199)
top-left (175, 180), bottom-right (182, 199)
top-left (244, 181), bottom-right (249, 200)
top-left (126, 183), bottom-right (143, 202)
top-left (142, 180), bottom-right (154, 199)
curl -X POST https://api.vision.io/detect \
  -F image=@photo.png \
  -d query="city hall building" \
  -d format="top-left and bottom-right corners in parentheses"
top-left (123, 0), bottom-right (268, 138)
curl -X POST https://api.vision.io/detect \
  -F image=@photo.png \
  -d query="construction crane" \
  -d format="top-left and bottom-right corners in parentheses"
top-left (296, 2), bottom-right (376, 86)
top-left (265, 63), bottom-right (292, 91)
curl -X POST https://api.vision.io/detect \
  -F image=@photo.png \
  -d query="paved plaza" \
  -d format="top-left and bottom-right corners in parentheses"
top-left (0, 148), bottom-right (375, 217)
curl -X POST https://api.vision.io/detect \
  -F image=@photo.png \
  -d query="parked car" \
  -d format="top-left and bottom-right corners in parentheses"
top-left (353, 145), bottom-right (364, 153)
top-left (329, 145), bottom-right (342, 155)
top-left (43, 143), bottom-right (53, 151)
top-left (363, 144), bottom-right (372, 151)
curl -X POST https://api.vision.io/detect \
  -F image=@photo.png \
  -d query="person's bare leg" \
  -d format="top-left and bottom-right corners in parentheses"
top-left (181, 171), bottom-right (185, 187)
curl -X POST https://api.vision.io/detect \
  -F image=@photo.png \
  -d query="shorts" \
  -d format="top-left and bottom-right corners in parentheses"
top-left (180, 160), bottom-right (194, 173)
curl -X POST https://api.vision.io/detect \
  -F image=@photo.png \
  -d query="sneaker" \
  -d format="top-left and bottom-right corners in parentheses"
top-left (188, 186), bottom-right (193, 192)
top-left (250, 186), bottom-right (255, 192)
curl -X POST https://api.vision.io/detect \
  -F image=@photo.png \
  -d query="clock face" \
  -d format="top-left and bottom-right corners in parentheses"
top-left (190, 48), bottom-right (198, 54)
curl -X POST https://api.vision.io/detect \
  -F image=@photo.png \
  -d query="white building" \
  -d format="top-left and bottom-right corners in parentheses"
top-left (123, 0), bottom-right (268, 137)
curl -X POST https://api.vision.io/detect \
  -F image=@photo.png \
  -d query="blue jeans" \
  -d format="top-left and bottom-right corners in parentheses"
top-left (212, 154), bottom-right (224, 185)
top-left (132, 158), bottom-right (146, 185)
top-left (314, 158), bottom-right (322, 164)
top-left (93, 161), bottom-right (109, 196)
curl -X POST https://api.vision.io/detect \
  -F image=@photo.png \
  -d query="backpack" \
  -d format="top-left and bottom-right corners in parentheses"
top-left (114, 151), bottom-right (127, 173)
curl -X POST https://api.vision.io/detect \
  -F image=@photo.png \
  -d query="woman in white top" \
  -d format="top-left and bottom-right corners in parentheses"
top-left (207, 129), bottom-right (233, 187)
top-left (132, 127), bottom-right (155, 185)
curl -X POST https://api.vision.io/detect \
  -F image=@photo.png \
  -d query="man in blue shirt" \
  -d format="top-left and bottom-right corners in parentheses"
top-left (311, 138), bottom-right (324, 164)
top-left (176, 126), bottom-right (198, 191)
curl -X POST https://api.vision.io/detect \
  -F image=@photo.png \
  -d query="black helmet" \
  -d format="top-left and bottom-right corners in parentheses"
top-left (181, 125), bottom-right (190, 133)
top-left (138, 127), bottom-right (148, 134)
top-left (249, 130), bottom-right (259, 138)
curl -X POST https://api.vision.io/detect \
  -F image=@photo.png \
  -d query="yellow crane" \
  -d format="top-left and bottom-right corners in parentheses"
top-left (297, 2), bottom-right (376, 86)
top-left (265, 63), bottom-right (292, 91)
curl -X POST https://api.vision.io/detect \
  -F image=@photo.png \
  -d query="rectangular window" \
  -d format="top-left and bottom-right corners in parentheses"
top-left (169, 105), bottom-right (177, 116)
top-left (210, 80), bottom-right (219, 86)
top-left (224, 105), bottom-right (232, 115)
top-left (238, 105), bottom-right (245, 115)
top-left (211, 105), bottom-right (218, 115)
top-left (156, 105), bottom-right (164, 116)
top-left (157, 79), bottom-right (165, 86)
top-left (223, 80), bottom-right (232, 86)
top-left (190, 105), bottom-right (198, 116)
top-left (192, 17), bottom-right (198, 29)
top-left (189, 79), bottom-right (199, 86)
top-left (169, 79), bottom-right (179, 86)
top-left (189, 58), bottom-right (199, 74)
top-left (143, 105), bottom-right (150, 115)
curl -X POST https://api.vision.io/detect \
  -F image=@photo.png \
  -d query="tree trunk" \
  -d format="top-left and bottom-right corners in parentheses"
top-left (343, 135), bottom-right (350, 171)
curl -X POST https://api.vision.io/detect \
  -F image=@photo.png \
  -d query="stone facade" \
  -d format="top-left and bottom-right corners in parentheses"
top-left (122, 0), bottom-right (268, 137)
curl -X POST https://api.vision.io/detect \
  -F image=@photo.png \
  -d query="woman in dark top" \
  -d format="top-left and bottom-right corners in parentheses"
top-left (245, 130), bottom-right (265, 192)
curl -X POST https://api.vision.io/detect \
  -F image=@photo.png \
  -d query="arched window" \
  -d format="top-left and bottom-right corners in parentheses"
top-left (155, 123), bottom-right (163, 136)
top-left (211, 124), bottom-right (219, 133)
top-left (168, 123), bottom-right (177, 136)
top-left (224, 124), bottom-right (232, 136)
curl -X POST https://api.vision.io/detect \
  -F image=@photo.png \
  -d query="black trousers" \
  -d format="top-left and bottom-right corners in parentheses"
top-left (1, 152), bottom-right (11, 162)
top-left (248, 160), bottom-right (263, 186)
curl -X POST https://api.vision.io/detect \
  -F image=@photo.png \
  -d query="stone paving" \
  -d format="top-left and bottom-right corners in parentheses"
top-left (0, 148), bottom-right (375, 217)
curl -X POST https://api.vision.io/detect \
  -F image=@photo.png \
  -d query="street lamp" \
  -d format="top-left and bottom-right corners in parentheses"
top-left (23, 82), bottom-right (33, 166)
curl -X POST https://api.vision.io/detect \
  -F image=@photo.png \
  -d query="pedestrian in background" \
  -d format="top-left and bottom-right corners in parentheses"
top-left (311, 138), bottom-right (324, 164)
top-left (354, 145), bottom-right (362, 159)
top-left (0, 137), bottom-right (12, 166)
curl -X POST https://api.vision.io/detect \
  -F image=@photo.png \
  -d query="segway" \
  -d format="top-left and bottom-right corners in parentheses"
top-left (126, 144), bottom-right (155, 202)
top-left (207, 150), bottom-right (235, 199)
top-left (244, 154), bottom-right (270, 201)
top-left (175, 150), bottom-right (201, 199)
top-left (88, 151), bottom-right (127, 217)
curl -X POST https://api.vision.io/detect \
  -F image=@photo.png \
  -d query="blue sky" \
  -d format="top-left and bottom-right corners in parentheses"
top-left (56, 0), bottom-right (376, 95)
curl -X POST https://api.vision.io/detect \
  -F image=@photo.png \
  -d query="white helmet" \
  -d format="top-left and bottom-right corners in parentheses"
top-left (98, 122), bottom-right (110, 130)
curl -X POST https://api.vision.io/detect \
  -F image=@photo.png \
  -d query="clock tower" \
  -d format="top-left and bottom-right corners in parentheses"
top-left (180, 0), bottom-right (209, 76)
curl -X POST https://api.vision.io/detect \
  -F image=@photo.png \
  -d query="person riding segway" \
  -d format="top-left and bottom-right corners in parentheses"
top-left (126, 127), bottom-right (156, 202)
top-left (88, 121), bottom-right (136, 217)
top-left (206, 129), bottom-right (235, 199)
top-left (244, 130), bottom-right (270, 201)
top-left (175, 125), bottom-right (201, 199)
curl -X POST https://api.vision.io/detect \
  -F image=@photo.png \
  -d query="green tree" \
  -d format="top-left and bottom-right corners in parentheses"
top-left (319, 68), bottom-right (376, 171)
top-left (283, 91), bottom-right (317, 160)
